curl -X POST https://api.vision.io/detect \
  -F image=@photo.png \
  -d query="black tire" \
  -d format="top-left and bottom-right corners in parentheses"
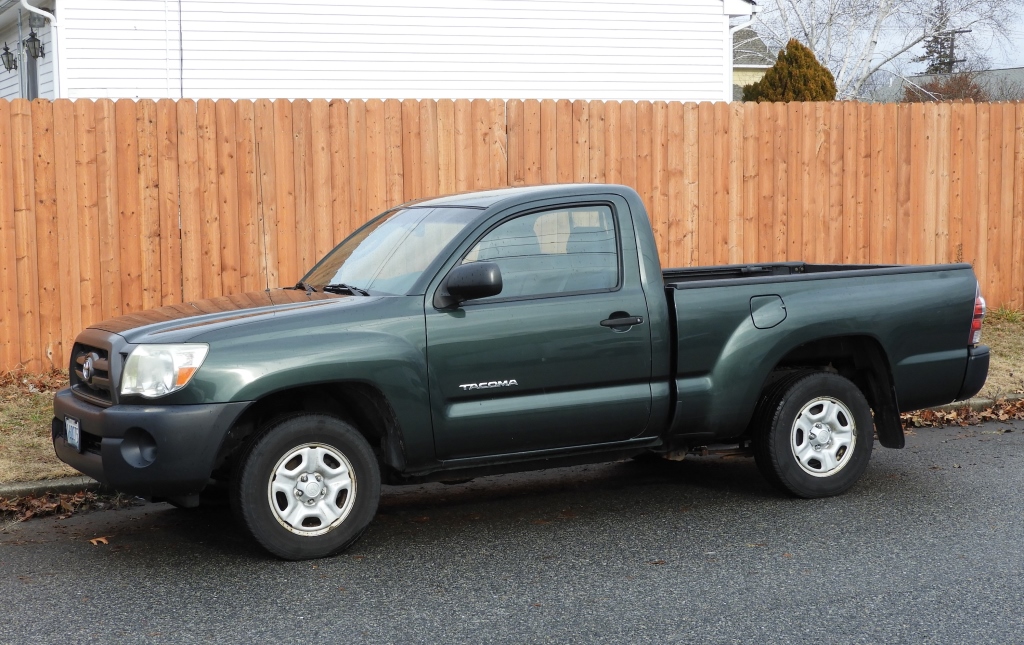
top-left (231, 414), bottom-right (381, 560)
top-left (753, 371), bottom-right (873, 498)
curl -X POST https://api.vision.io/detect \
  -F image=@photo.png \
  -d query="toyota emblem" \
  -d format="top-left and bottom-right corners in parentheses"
top-left (82, 356), bottom-right (94, 383)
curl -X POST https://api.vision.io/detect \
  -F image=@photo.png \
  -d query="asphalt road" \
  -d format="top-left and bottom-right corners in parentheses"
top-left (2, 420), bottom-right (1023, 645)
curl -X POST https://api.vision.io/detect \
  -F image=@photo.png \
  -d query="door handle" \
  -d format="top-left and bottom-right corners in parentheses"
top-left (600, 316), bottom-right (644, 328)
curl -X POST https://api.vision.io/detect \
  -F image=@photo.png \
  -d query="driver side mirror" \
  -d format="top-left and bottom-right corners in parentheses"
top-left (434, 262), bottom-right (502, 309)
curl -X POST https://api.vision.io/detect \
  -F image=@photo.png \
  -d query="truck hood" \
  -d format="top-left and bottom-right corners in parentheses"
top-left (89, 289), bottom-right (352, 344)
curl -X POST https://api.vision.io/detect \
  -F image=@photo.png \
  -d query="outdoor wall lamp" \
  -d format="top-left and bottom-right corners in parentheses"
top-left (1, 43), bottom-right (16, 72)
top-left (24, 31), bottom-right (43, 59)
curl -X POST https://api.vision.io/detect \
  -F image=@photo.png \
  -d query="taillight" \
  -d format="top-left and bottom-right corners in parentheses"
top-left (969, 290), bottom-right (986, 346)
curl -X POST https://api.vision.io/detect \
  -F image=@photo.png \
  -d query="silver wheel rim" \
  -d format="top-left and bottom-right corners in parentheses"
top-left (267, 442), bottom-right (357, 536)
top-left (790, 397), bottom-right (857, 477)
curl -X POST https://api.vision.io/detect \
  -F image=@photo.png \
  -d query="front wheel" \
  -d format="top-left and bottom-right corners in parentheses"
top-left (231, 414), bottom-right (381, 560)
top-left (753, 372), bottom-right (874, 498)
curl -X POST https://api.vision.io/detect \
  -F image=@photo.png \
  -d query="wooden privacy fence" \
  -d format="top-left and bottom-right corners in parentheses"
top-left (0, 98), bottom-right (1022, 372)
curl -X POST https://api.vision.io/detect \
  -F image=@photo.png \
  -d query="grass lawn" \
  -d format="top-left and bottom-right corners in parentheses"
top-left (1, 314), bottom-right (1022, 485)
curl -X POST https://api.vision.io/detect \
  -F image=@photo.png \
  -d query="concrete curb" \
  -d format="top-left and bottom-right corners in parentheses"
top-left (0, 476), bottom-right (107, 500)
top-left (2, 395), bottom-right (1021, 500)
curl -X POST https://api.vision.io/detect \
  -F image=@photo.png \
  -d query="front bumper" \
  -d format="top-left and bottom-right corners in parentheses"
top-left (52, 388), bottom-right (250, 497)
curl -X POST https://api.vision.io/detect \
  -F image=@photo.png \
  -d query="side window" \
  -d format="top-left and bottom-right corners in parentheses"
top-left (462, 205), bottom-right (619, 300)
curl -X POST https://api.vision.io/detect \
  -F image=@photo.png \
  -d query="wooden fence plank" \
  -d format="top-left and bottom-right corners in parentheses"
top-left (714, 101), bottom-right (732, 266)
top-left (310, 98), bottom-right (332, 259)
top-left (32, 100), bottom-right (61, 368)
top-left (772, 103), bottom-right (788, 262)
top-left (291, 99), bottom-right (314, 275)
top-left (196, 99), bottom-right (223, 297)
top-left (523, 99), bottom-right (542, 185)
top-left (800, 103), bottom-right (817, 263)
top-left (506, 99), bottom-right (524, 186)
top-left (697, 102), bottom-right (715, 266)
top-left (619, 101), bottom-right (637, 189)
top-left (896, 104), bottom-right (913, 264)
top-left (682, 102), bottom-right (699, 267)
top-left (881, 104), bottom-right (898, 263)
top-left (589, 100), bottom-right (606, 184)
top-left (252, 99), bottom-right (279, 290)
top-left (419, 99), bottom-right (439, 198)
top-left (73, 100), bottom-right (101, 327)
top-left (471, 99), bottom-right (488, 190)
top-left (136, 100), bottom-right (162, 311)
top-left (826, 103), bottom-right (844, 264)
top-left (453, 99), bottom-right (473, 192)
top-left (556, 99), bottom-right (573, 184)
top-left (986, 104), bottom-right (1001, 302)
top-left (115, 99), bottom-right (144, 313)
top-left (384, 98), bottom-right (405, 204)
top-left (234, 99), bottom-right (261, 293)
top-left (962, 103), bottom-right (980, 270)
top-left (604, 100), bottom-right (620, 185)
top-left (921, 103), bottom-right (938, 265)
top-left (177, 100), bottom-right (202, 302)
top-left (329, 99), bottom-right (352, 242)
top-left (934, 103), bottom-right (951, 263)
top-left (539, 99), bottom-right (556, 185)
top-left (1013, 103), bottom-right (1024, 308)
top-left (347, 100), bottom-right (368, 232)
top-left (273, 99), bottom-right (297, 284)
top-left (863, 102), bottom-right (878, 263)
top-left (156, 99), bottom-right (182, 304)
top-left (757, 102), bottom-right (774, 263)
top-left (436, 100), bottom-right (455, 195)
top-left (0, 100), bottom-right (18, 367)
top-left (651, 101), bottom-right (669, 260)
top-left (949, 102), bottom-right (965, 264)
top-left (53, 99), bottom-right (82, 360)
top-left (12, 100), bottom-right (41, 370)
top-left (365, 100), bottom-right (387, 217)
top-left (666, 101), bottom-right (684, 267)
top-left (786, 102), bottom-right (802, 261)
top-left (843, 101), bottom-right (859, 263)
top-left (572, 99), bottom-right (590, 183)
top-left (997, 103), bottom-right (1015, 307)
top-left (742, 102), bottom-right (758, 264)
top-left (95, 100), bottom-right (121, 317)
top-left (636, 101), bottom-right (654, 237)
top-left (489, 99), bottom-right (506, 189)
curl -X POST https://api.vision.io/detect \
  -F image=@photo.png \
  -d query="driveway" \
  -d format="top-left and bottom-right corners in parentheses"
top-left (2, 420), bottom-right (1022, 644)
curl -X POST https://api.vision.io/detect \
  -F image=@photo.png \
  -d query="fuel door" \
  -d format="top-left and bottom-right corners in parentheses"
top-left (750, 295), bottom-right (787, 329)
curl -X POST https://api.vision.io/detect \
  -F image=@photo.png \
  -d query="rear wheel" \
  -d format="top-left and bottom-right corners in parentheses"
top-left (231, 414), bottom-right (381, 560)
top-left (753, 371), bottom-right (873, 498)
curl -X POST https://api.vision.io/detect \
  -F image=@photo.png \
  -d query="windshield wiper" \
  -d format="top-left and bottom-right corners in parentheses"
top-left (294, 281), bottom-right (317, 294)
top-left (322, 283), bottom-right (370, 296)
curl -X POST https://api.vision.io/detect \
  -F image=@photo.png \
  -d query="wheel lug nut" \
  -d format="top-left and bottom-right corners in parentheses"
top-left (315, 474), bottom-right (322, 482)
top-left (295, 489), bottom-right (303, 497)
top-left (300, 474), bottom-right (308, 482)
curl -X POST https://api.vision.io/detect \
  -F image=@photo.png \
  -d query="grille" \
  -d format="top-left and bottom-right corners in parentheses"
top-left (70, 343), bottom-right (115, 407)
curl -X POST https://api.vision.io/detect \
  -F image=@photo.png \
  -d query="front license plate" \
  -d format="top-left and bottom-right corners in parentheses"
top-left (65, 416), bottom-right (81, 452)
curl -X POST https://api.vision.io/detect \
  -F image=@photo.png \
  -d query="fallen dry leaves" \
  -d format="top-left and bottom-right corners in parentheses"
top-left (0, 491), bottom-right (137, 524)
top-left (901, 398), bottom-right (1024, 429)
top-left (88, 536), bottom-right (109, 546)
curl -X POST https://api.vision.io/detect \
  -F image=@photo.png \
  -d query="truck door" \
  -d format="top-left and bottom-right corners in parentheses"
top-left (425, 200), bottom-right (653, 460)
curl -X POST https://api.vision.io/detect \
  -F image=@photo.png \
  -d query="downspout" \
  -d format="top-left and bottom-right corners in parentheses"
top-left (729, 4), bottom-right (761, 35)
top-left (19, 0), bottom-right (61, 98)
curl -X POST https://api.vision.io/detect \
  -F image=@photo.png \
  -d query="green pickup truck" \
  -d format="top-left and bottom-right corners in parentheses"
top-left (53, 184), bottom-right (989, 560)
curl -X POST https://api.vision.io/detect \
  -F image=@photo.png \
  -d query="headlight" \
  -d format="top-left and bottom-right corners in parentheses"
top-left (121, 344), bottom-right (209, 398)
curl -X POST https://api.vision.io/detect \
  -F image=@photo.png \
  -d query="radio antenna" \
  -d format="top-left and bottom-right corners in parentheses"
top-left (255, 141), bottom-right (271, 292)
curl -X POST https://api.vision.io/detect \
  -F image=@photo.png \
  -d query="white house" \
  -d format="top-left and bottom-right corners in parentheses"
top-left (0, 0), bottom-right (757, 103)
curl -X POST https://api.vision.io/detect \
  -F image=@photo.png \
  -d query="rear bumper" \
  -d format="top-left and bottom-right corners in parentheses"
top-left (52, 388), bottom-right (250, 498)
top-left (955, 345), bottom-right (990, 401)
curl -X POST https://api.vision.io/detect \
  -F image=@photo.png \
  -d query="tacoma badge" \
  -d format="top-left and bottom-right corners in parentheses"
top-left (459, 379), bottom-right (519, 391)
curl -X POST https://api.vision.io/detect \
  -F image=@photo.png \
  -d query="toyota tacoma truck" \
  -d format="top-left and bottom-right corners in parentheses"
top-left (53, 184), bottom-right (989, 560)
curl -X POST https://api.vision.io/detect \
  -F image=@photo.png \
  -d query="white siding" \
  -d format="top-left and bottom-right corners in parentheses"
top-left (0, 20), bottom-right (20, 100)
top-left (58, 0), bottom-right (736, 102)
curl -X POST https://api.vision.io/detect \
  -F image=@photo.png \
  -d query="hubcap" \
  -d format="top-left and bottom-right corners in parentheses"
top-left (267, 443), bottom-right (357, 536)
top-left (790, 397), bottom-right (856, 477)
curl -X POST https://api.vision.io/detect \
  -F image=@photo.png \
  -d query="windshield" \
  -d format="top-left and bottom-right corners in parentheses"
top-left (301, 207), bottom-right (480, 295)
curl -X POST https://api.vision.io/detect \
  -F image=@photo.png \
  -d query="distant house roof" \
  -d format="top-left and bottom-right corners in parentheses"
top-left (733, 27), bottom-right (776, 67)
top-left (872, 66), bottom-right (1024, 102)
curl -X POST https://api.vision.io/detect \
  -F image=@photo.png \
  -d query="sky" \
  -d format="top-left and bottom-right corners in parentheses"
top-left (974, 11), bottom-right (1024, 70)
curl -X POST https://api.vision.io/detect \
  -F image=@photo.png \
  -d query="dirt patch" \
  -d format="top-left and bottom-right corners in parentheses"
top-left (0, 370), bottom-right (76, 484)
